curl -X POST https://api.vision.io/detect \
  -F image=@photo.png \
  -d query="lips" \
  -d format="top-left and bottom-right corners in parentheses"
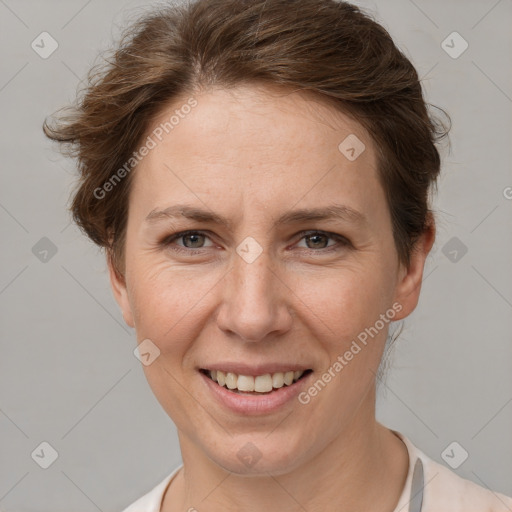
top-left (199, 365), bottom-right (314, 414)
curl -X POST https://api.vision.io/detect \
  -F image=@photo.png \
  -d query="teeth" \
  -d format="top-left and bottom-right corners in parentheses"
top-left (238, 374), bottom-right (255, 392)
top-left (272, 372), bottom-right (284, 388)
top-left (225, 372), bottom-right (237, 390)
top-left (207, 369), bottom-right (307, 392)
top-left (254, 374), bottom-right (273, 392)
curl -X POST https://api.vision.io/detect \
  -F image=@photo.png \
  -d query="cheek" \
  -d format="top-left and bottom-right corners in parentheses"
top-left (126, 257), bottom-right (221, 346)
top-left (303, 264), bottom-right (395, 337)
top-left (302, 271), bottom-right (394, 409)
top-left (302, 262), bottom-right (397, 399)
top-left (126, 239), bottom-right (398, 351)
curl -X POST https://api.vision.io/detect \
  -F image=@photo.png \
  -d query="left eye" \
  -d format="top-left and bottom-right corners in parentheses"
top-left (295, 230), bottom-right (342, 250)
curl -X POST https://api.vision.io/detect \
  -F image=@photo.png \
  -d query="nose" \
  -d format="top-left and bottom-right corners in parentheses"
top-left (215, 248), bottom-right (293, 342)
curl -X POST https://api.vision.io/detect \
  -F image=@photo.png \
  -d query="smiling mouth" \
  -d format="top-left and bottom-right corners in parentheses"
top-left (200, 368), bottom-right (313, 394)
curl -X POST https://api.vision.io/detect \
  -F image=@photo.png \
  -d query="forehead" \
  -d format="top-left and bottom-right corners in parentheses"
top-left (148, 84), bottom-right (374, 161)
top-left (129, 84), bottom-right (384, 224)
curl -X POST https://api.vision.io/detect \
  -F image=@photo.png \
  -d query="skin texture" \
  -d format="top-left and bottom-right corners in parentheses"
top-left (109, 84), bottom-right (435, 512)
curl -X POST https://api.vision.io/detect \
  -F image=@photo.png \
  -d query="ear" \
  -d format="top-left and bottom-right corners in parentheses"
top-left (107, 250), bottom-right (135, 329)
top-left (392, 214), bottom-right (436, 321)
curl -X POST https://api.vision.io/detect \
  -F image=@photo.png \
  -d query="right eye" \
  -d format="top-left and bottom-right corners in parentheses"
top-left (162, 230), bottom-right (215, 255)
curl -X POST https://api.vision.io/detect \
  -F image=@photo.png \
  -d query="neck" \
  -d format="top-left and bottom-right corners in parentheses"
top-left (163, 394), bottom-right (409, 512)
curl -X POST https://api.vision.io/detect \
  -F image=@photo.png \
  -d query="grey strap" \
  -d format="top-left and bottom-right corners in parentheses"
top-left (408, 458), bottom-right (424, 512)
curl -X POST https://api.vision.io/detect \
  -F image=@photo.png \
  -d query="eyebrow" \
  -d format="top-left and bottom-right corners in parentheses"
top-left (145, 203), bottom-right (368, 229)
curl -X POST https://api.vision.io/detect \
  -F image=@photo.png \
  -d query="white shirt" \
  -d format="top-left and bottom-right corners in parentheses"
top-left (121, 431), bottom-right (512, 512)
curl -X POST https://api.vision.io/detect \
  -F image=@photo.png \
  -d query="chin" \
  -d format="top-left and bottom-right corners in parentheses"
top-left (207, 435), bottom-right (309, 476)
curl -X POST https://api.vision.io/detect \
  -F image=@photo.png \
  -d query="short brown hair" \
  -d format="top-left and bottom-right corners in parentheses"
top-left (43, 0), bottom-right (449, 276)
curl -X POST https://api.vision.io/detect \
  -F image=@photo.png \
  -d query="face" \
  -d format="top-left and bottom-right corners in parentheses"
top-left (109, 84), bottom-right (433, 475)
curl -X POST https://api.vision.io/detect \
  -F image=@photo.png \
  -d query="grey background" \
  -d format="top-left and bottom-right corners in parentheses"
top-left (0, 0), bottom-right (511, 510)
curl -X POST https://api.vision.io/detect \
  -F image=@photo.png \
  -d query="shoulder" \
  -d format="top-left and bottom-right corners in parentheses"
top-left (423, 458), bottom-right (512, 512)
top-left (397, 433), bottom-right (512, 512)
top-left (120, 465), bottom-right (183, 512)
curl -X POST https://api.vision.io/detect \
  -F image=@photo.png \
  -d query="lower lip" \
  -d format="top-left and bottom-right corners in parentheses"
top-left (199, 371), bottom-right (312, 415)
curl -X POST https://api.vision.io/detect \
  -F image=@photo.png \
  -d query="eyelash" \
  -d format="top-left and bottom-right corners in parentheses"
top-left (161, 230), bottom-right (351, 256)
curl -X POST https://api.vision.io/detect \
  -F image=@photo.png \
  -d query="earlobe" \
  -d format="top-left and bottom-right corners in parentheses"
top-left (107, 251), bottom-right (135, 329)
top-left (393, 217), bottom-right (436, 321)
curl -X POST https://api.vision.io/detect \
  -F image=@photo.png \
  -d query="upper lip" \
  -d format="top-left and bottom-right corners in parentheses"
top-left (199, 363), bottom-right (312, 375)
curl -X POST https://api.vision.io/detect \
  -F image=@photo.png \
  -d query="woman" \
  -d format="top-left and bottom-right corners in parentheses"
top-left (43, 0), bottom-right (512, 510)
